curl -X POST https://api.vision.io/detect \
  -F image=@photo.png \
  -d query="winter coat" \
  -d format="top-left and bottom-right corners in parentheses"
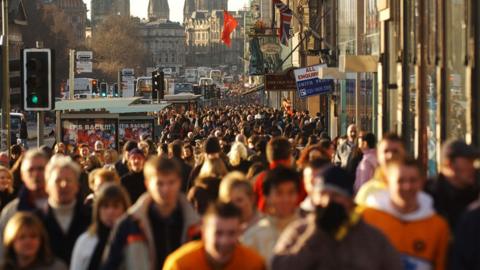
top-left (101, 193), bottom-right (200, 270)
top-left (451, 203), bottom-right (480, 270)
top-left (272, 213), bottom-right (403, 270)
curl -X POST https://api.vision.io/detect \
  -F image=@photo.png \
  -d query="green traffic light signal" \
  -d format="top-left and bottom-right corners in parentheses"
top-left (31, 95), bottom-right (38, 104)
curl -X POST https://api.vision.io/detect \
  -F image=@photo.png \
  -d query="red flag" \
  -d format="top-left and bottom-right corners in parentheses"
top-left (221, 10), bottom-right (238, 47)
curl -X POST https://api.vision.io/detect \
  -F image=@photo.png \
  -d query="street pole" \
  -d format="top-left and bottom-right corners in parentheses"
top-left (36, 42), bottom-right (44, 147)
top-left (69, 49), bottom-right (75, 99)
top-left (1, 0), bottom-right (11, 153)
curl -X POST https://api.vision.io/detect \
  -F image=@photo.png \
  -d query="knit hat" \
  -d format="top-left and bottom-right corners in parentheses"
top-left (204, 137), bottom-right (221, 154)
top-left (128, 148), bottom-right (145, 159)
top-left (313, 166), bottom-right (353, 197)
top-left (442, 139), bottom-right (479, 160)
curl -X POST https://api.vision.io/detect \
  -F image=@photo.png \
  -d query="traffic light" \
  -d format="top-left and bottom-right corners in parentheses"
top-left (152, 70), bottom-right (164, 101)
top-left (92, 79), bottom-right (98, 95)
top-left (113, 83), bottom-right (119, 97)
top-left (100, 82), bottom-right (107, 97)
top-left (22, 48), bottom-right (53, 111)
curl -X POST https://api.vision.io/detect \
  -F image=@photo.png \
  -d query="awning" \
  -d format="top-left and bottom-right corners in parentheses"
top-left (318, 67), bottom-right (346, 80)
top-left (163, 94), bottom-right (202, 101)
top-left (242, 84), bottom-right (264, 96)
top-left (109, 103), bottom-right (171, 113)
top-left (339, 55), bottom-right (379, 73)
top-left (54, 97), bottom-right (171, 113)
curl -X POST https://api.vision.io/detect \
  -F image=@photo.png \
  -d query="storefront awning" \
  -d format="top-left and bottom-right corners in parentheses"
top-left (339, 55), bottom-right (379, 73)
top-left (242, 84), bottom-right (264, 96)
top-left (318, 67), bottom-right (346, 79)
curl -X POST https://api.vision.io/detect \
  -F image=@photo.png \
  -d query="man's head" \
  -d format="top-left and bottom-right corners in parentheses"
top-left (377, 133), bottom-right (406, 166)
top-left (94, 140), bottom-right (104, 152)
top-left (0, 152), bottom-right (9, 167)
top-left (127, 148), bottom-right (146, 173)
top-left (440, 139), bottom-right (478, 188)
top-left (122, 140), bottom-right (138, 161)
top-left (385, 159), bottom-right (425, 213)
top-left (359, 132), bottom-right (376, 151)
top-left (262, 167), bottom-right (299, 218)
top-left (303, 159), bottom-right (331, 196)
top-left (266, 137), bottom-right (292, 166)
top-left (347, 124), bottom-right (357, 142)
top-left (45, 156), bottom-right (81, 205)
top-left (20, 149), bottom-right (49, 194)
top-left (312, 166), bottom-right (354, 235)
top-left (144, 157), bottom-right (182, 208)
top-left (54, 143), bottom-right (66, 155)
top-left (202, 202), bottom-right (242, 265)
top-left (168, 140), bottom-right (183, 160)
top-left (79, 144), bottom-right (90, 158)
top-left (204, 137), bottom-right (222, 159)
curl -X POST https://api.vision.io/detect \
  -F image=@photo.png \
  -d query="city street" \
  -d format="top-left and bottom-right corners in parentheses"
top-left (0, 0), bottom-right (479, 270)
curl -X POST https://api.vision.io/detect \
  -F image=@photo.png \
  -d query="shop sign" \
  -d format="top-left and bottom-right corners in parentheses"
top-left (261, 43), bottom-right (282, 55)
top-left (293, 64), bottom-right (334, 98)
top-left (265, 68), bottom-right (297, 91)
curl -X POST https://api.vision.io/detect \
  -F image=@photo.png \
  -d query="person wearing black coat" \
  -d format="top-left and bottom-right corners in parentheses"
top-left (120, 148), bottom-right (147, 203)
top-left (168, 140), bottom-right (192, 193)
top-left (42, 155), bottom-right (91, 265)
top-left (451, 202), bottom-right (480, 270)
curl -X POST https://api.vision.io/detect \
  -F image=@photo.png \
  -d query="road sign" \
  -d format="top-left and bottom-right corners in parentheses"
top-left (293, 64), bottom-right (334, 98)
top-left (76, 51), bottom-right (93, 73)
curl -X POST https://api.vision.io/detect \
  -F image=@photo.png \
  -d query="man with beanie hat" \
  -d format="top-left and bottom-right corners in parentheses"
top-left (120, 148), bottom-right (146, 203)
top-left (425, 139), bottom-right (480, 231)
top-left (272, 165), bottom-right (403, 270)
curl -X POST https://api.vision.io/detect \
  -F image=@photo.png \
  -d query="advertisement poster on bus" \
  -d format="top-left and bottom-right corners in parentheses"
top-left (119, 120), bottom-right (154, 144)
top-left (62, 119), bottom-right (117, 149)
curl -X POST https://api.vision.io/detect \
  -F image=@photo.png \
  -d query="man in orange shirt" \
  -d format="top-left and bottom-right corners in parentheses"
top-left (362, 159), bottom-right (450, 270)
top-left (163, 202), bottom-right (265, 270)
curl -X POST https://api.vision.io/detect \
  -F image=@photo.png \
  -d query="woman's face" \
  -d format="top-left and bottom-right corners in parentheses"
top-left (183, 147), bottom-right (192, 158)
top-left (99, 201), bottom-right (126, 228)
top-left (13, 226), bottom-right (41, 260)
top-left (0, 171), bottom-right (11, 191)
top-left (229, 188), bottom-right (254, 222)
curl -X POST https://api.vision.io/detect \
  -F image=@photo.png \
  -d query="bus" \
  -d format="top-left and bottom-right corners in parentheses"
top-left (135, 77), bottom-right (153, 98)
top-left (185, 69), bottom-right (198, 83)
top-left (210, 70), bottom-right (222, 84)
top-left (198, 67), bottom-right (210, 79)
top-left (199, 77), bottom-right (213, 86)
top-left (66, 78), bottom-right (98, 99)
top-left (174, 83), bottom-right (194, 95)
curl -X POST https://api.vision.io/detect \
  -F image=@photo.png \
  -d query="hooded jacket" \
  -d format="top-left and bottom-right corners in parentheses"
top-left (101, 193), bottom-right (200, 270)
top-left (362, 191), bottom-right (450, 270)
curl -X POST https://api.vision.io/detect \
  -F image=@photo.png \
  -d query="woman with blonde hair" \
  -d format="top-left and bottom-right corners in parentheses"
top-left (0, 166), bottom-right (14, 212)
top-left (2, 212), bottom-right (66, 270)
top-left (198, 157), bottom-right (228, 179)
top-left (228, 142), bottom-right (252, 174)
top-left (71, 183), bottom-right (131, 270)
top-left (219, 172), bottom-right (261, 231)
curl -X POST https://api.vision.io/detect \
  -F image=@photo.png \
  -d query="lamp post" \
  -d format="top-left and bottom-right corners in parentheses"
top-left (1, 0), bottom-right (11, 152)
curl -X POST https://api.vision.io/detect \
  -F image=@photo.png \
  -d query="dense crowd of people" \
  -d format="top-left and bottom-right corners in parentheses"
top-left (0, 105), bottom-right (477, 269)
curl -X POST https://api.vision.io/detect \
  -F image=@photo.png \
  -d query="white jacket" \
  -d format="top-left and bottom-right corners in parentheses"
top-left (70, 232), bottom-right (98, 270)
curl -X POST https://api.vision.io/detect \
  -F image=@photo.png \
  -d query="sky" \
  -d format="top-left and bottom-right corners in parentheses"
top-left (83, 0), bottom-right (249, 23)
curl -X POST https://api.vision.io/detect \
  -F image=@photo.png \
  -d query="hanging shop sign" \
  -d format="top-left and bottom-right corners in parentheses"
top-left (294, 64), bottom-right (334, 98)
top-left (265, 67), bottom-right (297, 92)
